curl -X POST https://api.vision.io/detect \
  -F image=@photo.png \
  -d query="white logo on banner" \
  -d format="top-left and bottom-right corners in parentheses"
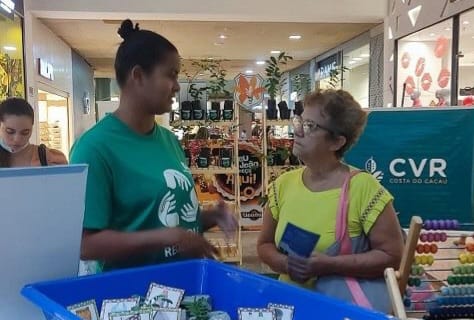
top-left (365, 157), bottom-right (384, 182)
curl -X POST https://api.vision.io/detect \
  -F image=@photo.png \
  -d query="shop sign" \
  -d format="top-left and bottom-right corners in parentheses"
top-left (0, 0), bottom-right (14, 19)
top-left (38, 59), bottom-right (54, 81)
top-left (345, 108), bottom-right (474, 226)
top-left (234, 73), bottom-right (265, 110)
top-left (316, 52), bottom-right (341, 81)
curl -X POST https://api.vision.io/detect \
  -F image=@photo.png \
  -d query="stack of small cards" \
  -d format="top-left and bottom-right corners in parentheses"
top-left (66, 282), bottom-right (295, 320)
top-left (238, 304), bottom-right (294, 320)
top-left (67, 283), bottom-right (185, 320)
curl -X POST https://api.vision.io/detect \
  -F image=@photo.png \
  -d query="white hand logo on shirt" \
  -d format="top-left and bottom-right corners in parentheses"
top-left (164, 169), bottom-right (192, 191)
top-left (158, 169), bottom-right (198, 227)
top-left (181, 190), bottom-right (199, 223)
top-left (158, 191), bottom-right (179, 227)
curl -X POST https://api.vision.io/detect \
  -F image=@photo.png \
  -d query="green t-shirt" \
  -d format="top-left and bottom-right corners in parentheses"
top-left (268, 167), bottom-right (393, 287)
top-left (70, 114), bottom-right (201, 271)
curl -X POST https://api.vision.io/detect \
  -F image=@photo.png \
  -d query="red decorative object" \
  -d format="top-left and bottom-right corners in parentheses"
top-left (463, 96), bottom-right (474, 106)
top-left (405, 76), bottom-right (416, 95)
top-left (415, 57), bottom-right (425, 77)
top-left (434, 36), bottom-right (449, 58)
top-left (401, 52), bottom-right (411, 69)
top-left (437, 68), bottom-right (450, 88)
top-left (421, 73), bottom-right (432, 91)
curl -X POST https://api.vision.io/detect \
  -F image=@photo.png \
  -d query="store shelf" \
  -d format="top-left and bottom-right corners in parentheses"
top-left (267, 119), bottom-right (293, 127)
top-left (171, 120), bottom-right (236, 127)
top-left (190, 167), bottom-right (238, 175)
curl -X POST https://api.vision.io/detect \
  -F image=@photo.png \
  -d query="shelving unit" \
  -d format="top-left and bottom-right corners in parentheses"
top-left (262, 109), bottom-right (302, 191)
top-left (170, 101), bottom-right (242, 265)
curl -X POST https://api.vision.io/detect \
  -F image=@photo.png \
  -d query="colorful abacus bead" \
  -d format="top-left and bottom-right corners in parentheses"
top-left (424, 220), bottom-right (433, 230)
top-left (430, 243), bottom-right (438, 254)
top-left (438, 220), bottom-right (446, 230)
top-left (434, 232), bottom-right (441, 242)
top-left (420, 233), bottom-right (428, 242)
top-left (469, 254), bottom-right (474, 264)
top-left (460, 253), bottom-right (469, 264)
top-left (440, 232), bottom-right (448, 242)
top-left (427, 255), bottom-right (434, 266)
top-left (466, 243), bottom-right (474, 252)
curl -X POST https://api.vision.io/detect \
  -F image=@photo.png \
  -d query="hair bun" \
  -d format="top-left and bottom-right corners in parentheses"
top-left (118, 19), bottom-right (140, 40)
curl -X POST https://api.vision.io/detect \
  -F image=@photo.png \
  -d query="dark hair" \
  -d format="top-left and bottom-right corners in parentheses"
top-left (114, 19), bottom-right (178, 87)
top-left (0, 98), bottom-right (35, 167)
top-left (304, 89), bottom-right (367, 158)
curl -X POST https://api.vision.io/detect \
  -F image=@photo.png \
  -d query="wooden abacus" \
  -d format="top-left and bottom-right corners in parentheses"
top-left (385, 216), bottom-right (474, 320)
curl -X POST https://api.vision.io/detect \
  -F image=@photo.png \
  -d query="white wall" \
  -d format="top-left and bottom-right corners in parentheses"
top-left (23, 11), bottom-right (73, 145)
top-left (384, 0), bottom-right (474, 107)
top-left (345, 63), bottom-right (370, 108)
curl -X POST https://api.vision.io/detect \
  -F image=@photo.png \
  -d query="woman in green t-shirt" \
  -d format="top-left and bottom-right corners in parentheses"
top-left (71, 19), bottom-right (236, 272)
top-left (257, 89), bottom-right (404, 312)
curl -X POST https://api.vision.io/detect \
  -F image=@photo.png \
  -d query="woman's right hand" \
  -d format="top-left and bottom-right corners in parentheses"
top-left (168, 228), bottom-right (217, 258)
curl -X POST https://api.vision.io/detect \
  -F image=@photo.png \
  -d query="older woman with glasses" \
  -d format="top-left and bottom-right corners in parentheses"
top-left (257, 89), bottom-right (404, 313)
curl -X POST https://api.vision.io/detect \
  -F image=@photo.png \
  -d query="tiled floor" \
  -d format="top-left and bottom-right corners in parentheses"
top-left (240, 231), bottom-right (275, 274)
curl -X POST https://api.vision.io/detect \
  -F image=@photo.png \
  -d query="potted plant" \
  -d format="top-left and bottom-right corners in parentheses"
top-left (274, 146), bottom-right (290, 166)
top-left (328, 66), bottom-right (349, 89)
top-left (206, 60), bottom-right (230, 121)
top-left (292, 73), bottom-right (311, 116)
top-left (265, 52), bottom-right (293, 120)
top-left (189, 83), bottom-right (206, 120)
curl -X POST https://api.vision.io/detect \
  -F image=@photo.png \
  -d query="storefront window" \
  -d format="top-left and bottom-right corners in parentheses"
top-left (458, 9), bottom-right (474, 106)
top-left (38, 90), bottom-right (70, 158)
top-left (315, 53), bottom-right (342, 90)
top-left (0, 14), bottom-right (24, 100)
top-left (343, 44), bottom-right (370, 108)
top-left (397, 19), bottom-right (453, 107)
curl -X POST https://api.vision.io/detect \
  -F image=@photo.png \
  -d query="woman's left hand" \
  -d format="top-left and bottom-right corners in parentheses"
top-left (212, 201), bottom-right (238, 240)
top-left (288, 253), bottom-right (330, 283)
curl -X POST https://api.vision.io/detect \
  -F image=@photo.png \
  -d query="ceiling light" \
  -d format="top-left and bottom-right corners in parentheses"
top-left (445, 27), bottom-right (451, 31)
top-left (388, 27), bottom-right (393, 40)
top-left (429, 33), bottom-right (436, 37)
top-left (360, 53), bottom-right (370, 58)
top-left (348, 61), bottom-right (356, 65)
top-left (289, 35), bottom-right (302, 40)
top-left (213, 42), bottom-right (223, 46)
top-left (245, 70), bottom-right (254, 74)
top-left (270, 50), bottom-right (281, 54)
top-left (219, 34), bottom-right (227, 39)
top-left (3, 46), bottom-right (16, 51)
top-left (353, 57), bottom-right (363, 61)
top-left (256, 61), bottom-right (265, 65)
top-left (463, 21), bottom-right (470, 25)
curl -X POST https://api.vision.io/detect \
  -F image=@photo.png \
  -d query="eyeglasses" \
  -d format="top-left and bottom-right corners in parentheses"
top-left (292, 115), bottom-right (340, 137)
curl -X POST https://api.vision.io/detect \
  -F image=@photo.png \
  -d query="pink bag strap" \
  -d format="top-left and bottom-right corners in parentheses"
top-left (335, 170), bottom-right (373, 309)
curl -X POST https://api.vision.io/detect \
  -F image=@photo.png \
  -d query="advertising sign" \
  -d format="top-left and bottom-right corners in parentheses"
top-left (345, 108), bottom-right (474, 226)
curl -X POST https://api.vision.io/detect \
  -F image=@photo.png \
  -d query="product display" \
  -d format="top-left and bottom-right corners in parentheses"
top-left (171, 101), bottom-right (242, 264)
top-left (39, 121), bottom-right (63, 151)
top-left (66, 281), bottom-right (293, 320)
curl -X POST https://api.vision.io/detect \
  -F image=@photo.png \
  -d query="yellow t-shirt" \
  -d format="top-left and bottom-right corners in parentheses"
top-left (268, 167), bottom-right (393, 287)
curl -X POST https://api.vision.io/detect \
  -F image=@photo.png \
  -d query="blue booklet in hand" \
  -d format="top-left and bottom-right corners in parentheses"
top-left (278, 222), bottom-right (320, 258)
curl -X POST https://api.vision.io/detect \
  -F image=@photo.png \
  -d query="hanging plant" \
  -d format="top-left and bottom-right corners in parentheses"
top-left (328, 66), bottom-right (349, 89)
top-left (265, 52), bottom-right (293, 101)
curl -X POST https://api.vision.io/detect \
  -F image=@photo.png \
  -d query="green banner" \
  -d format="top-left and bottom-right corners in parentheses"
top-left (345, 108), bottom-right (474, 226)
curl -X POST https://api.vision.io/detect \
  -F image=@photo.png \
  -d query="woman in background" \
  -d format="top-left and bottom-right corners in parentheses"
top-left (0, 97), bottom-right (67, 167)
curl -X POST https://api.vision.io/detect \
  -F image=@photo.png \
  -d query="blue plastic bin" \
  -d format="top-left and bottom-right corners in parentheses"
top-left (22, 259), bottom-right (392, 320)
